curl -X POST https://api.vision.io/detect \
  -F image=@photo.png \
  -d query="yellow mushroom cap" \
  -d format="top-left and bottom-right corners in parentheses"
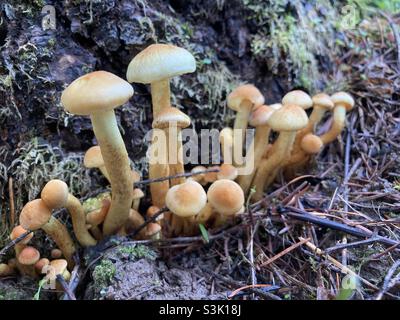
top-left (331, 92), bottom-right (355, 111)
top-left (10, 225), bottom-right (33, 244)
top-left (207, 179), bottom-right (244, 216)
top-left (50, 259), bottom-right (68, 275)
top-left (18, 246), bottom-right (40, 266)
top-left (41, 179), bottom-right (69, 209)
top-left (86, 198), bottom-right (110, 227)
top-left (227, 84), bottom-right (265, 111)
top-left (249, 105), bottom-right (275, 127)
top-left (127, 44), bottom-right (196, 84)
top-left (166, 180), bottom-right (207, 217)
top-left (20, 199), bottom-right (52, 231)
top-left (61, 71), bottom-right (134, 116)
top-left (282, 90), bottom-right (313, 110)
top-left (84, 146), bottom-right (104, 168)
top-left (301, 134), bottom-right (324, 154)
top-left (152, 106), bottom-right (191, 129)
top-left (312, 93), bottom-right (334, 110)
top-left (217, 164), bottom-right (238, 181)
top-left (267, 104), bottom-right (308, 132)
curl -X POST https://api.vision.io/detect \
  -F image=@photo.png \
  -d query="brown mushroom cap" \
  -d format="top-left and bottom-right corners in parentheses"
top-left (207, 180), bottom-right (244, 216)
top-left (217, 164), bottom-right (238, 181)
top-left (50, 259), bottom-right (68, 275)
top-left (267, 104), bottom-right (308, 132)
top-left (249, 105), bottom-right (275, 127)
top-left (41, 179), bottom-right (69, 209)
top-left (84, 146), bottom-right (104, 168)
top-left (152, 106), bottom-right (191, 129)
top-left (51, 249), bottom-right (63, 259)
top-left (145, 223), bottom-right (162, 237)
top-left (126, 44), bottom-right (196, 84)
top-left (18, 246), bottom-right (40, 266)
top-left (10, 225), bottom-right (33, 244)
top-left (35, 258), bottom-right (50, 274)
top-left (331, 92), bottom-right (355, 111)
top-left (165, 180), bottom-right (207, 217)
top-left (61, 71), bottom-right (134, 115)
top-left (146, 206), bottom-right (161, 218)
top-left (312, 93), bottom-right (334, 110)
top-left (227, 84), bottom-right (265, 111)
top-left (19, 199), bottom-right (52, 231)
top-left (282, 90), bottom-right (313, 110)
top-left (203, 166), bottom-right (220, 183)
top-left (301, 134), bottom-right (323, 154)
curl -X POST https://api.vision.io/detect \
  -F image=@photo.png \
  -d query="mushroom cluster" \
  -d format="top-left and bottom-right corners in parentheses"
top-left (1, 43), bottom-right (354, 284)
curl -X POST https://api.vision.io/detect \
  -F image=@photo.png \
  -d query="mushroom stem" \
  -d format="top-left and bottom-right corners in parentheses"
top-left (165, 126), bottom-right (186, 186)
top-left (151, 79), bottom-right (171, 116)
top-left (90, 111), bottom-right (133, 236)
top-left (42, 217), bottom-right (76, 268)
top-left (320, 105), bottom-right (346, 144)
top-left (238, 125), bottom-right (271, 195)
top-left (65, 194), bottom-right (97, 247)
top-left (232, 102), bottom-right (252, 165)
top-left (252, 132), bottom-right (296, 201)
top-left (98, 166), bottom-right (110, 182)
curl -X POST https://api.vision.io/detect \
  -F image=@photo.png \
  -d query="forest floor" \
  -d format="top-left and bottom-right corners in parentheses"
top-left (0, 0), bottom-right (399, 300)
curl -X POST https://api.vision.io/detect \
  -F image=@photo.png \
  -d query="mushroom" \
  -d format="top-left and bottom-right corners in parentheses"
top-left (18, 246), bottom-right (40, 278)
top-left (219, 127), bottom-right (234, 164)
top-left (195, 203), bottom-right (214, 226)
top-left (132, 188), bottom-right (145, 212)
top-left (203, 165), bottom-right (220, 184)
top-left (227, 85), bottom-right (265, 165)
top-left (61, 71), bottom-right (134, 236)
top-left (217, 163), bottom-right (238, 181)
top-left (147, 205), bottom-right (163, 225)
top-left (34, 258), bottom-right (50, 275)
top-left (188, 166), bottom-right (207, 184)
top-left (0, 263), bottom-right (15, 277)
top-left (123, 209), bottom-right (147, 239)
top-left (51, 249), bottom-right (63, 259)
top-left (320, 92), bottom-right (355, 144)
top-left (237, 104), bottom-right (276, 195)
top-left (19, 199), bottom-right (76, 268)
top-left (41, 179), bottom-right (97, 247)
top-left (86, 199), bottom-right (111, 241)
top-left (127, 44), bottom-right (196, 207)
top-left (49, 259), bottom-right (71, 290)
top-left (152, 106), bottom-right (191, 186)
top-left (10, 225), bottom-right (33, 257)
top-left (207, 179), bottom-right (244, 227)
top-left (84, 146), bottom-right (110, 182)
top-left (251, 104), bottom-right (309, 201)
top-left (145, 223), bottom-right (162, 240)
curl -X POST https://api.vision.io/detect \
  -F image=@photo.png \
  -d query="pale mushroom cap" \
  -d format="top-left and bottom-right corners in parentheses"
top-left (20, 199), bottom-right (52, 231)
top-left (331, 92), bottom-right (355, 111)
top-left (127, 44), bottom-right (196, 84)
top-left (50, 259), bottom-right (68, 275)
top-left (166, 180), bottom-right (207, 217)
top-left (269, 103), bottom-right (283, 110)
top-left (132, 188), bottom-right (145, 200)
top-left (61, 71), bottom-right (134, 115)
top-left (312, 93), bottom-right (334, 110)
top-left (18, 246), bottom-right (40, 266)
top-left (282, 90), bottom-right (313, 110)
top-left (267, 104), bottom-right (308, 132)
top-left (10, 225), bottom-right (33, 244)
top-left (84, 146), bottom-right (104, 168)
top-left (301, 134), bottom-right (324, 154)
top-left (189, 166), bottom-right (207, 183)
top-left (249, 105), bottom-right (275, 127)
top-left (41, 179), bottom-right (69, 209)
top-left (219, 127), bottom-right (234, 145)
top-left (152, 106), bottom-right (191, 129)
top-left (217, 164), bottom-right (238, 181)
top-left (35, 258), bottom-right (50, 274)
top-left (227, 84), bottom-right (265, 111)
top-left (207, 180), bottom-right (244, 216)
top-left (204, 166), bottom-right (220, 183)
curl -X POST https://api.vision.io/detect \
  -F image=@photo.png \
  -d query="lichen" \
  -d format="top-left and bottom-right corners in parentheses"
top-left (92, 259), bottom-right (116, 293)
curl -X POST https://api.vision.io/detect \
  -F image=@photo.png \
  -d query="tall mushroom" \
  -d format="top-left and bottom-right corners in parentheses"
top-left (126, 44), bottom-right (196, 207)
top-left (219, 127), bottom-right (234, 164)
top-left (61, 71), bottom-right (134, 236)
top-left (227, 85), bottom-right (264, 165)
top-left (84, 146), bottom-right (110, 182)
top-left (251, 104), bottom-right (308, 201)
top-left (320, 92), bottom-right (355, 144)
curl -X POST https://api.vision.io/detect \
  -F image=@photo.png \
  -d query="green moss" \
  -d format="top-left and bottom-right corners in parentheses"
top-left (118, 244), bottom-right (157, 260)
top-left (0, 288), bottom-right (24, 300)
top-left (92, 259), bottom-right (116, 291)
top-left (83, 192), bottom-right (111, 213)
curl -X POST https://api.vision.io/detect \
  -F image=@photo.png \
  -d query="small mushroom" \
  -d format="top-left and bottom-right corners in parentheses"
top-left (217, 164), bottom-right (238, 181)
top-left (49, 259), bottom-right (71, 290)
top-left (203, 165), bottom-right (220, 184)
top-left (123, 209), bottom-right (147, 239)
top-left (188, 166), bottom-right (207, 184)
top-left (34, 258), bottom-right (50, 275)
top-left (320, 92), bottom-right (355, 144)
top-left (0, 263), bottom-right (15, 277)
top-left (84, 146), bottom-right (110, 182)
top-left (61, 71), bottom-right (134, 236)
top-left (282, 90), bottom-right (313, 109)
top-left (145, 223), bottom-right (162, 240)
top-left (10, 225), bottom-right (33, 257)
top-left (251, 104), bottom-right (308, 201)
top-left (51, 249), bottom-right (63, 259)
top-left (195, 203), bottom-right (214, 226)
top-left (19, 199), bottom-right (76, 268)
top-left (18, 246), bottom-right (40, 278)
top-left (132, 188), bottom-right (145, 212)
top-left (41, 179), bottom-right (97, 247)
top-left (147, 205), bottom-right (163, 225)
top-left (219, 127), bottom-right (234, 164)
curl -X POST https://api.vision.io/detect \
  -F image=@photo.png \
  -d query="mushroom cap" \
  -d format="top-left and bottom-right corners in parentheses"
top-left (219, 127), bottom-right (234, 145)
top-left (152, 107), bottom-right (191, 129)
top-left (84, 146), bottom-right (104, 168)
top-left (50, 259), bottom-right (68, 275)
top-left (0, 263), bottom-right (14, 276)
top-left (41, 179), bottom-right (69, 209)
top-left (269, 103), bottom-right (283, 110)
top-left (301, 134), bottom-right (323, 154)
top-left (145, 223), bottom-right (161, 237)
top-left (51, 249), bottom-right (63, 259)
top-left (86, 199), bottom-right (110, 226)
top-left (19, 199), bottom-right (52, 231)
top-left (331, 92), bottom-right (355, 111)
top-left (18, 246), bottom-right (40, 266)
top-left (217, 164), bottom-right (238, 181)
top-left (146, 206), bottom-right (161, 219)
top-left (282, 90), bottom-right (313, 110)
top-left (267, 104), bottom-right (309, 132)
top-left (203, 166), bottom-right (220, 183)
top-left (312, 93), bottom-right (334, 110)
top-left (189, 166), bottom-right (207, 183)
top-left (10, 225), bottom-right (33, 244)
top-left (207, 180), bottom-right (244, 216)
top-left (35, 258), bottom-right (50, 274)
top-left (61, 71), bottom-right (134, 116)
top-left (126, 44), bottom-right (196, 84)
top-left (166, 180), bottom-right (207, 217)
top-left (132, 188), bottom-right (145, 200)
top-left (227, 84), bottom-right (265, 111)
top-left (249, 105), bottom-right (275, 127)
top-left (126, 209), bottom-right (145, 229)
